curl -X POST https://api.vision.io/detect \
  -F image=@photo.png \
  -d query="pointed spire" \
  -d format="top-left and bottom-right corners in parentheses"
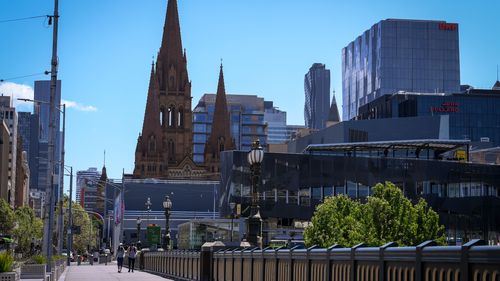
top-left (159, 0), bottom-right (183, 65)
top-left (141, 62), bottom-right (162, 138)
top-left (103, 150), bottom-right (106, 167)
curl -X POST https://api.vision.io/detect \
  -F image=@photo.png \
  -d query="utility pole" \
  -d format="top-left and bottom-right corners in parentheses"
top-left (43, 0), bottom-right (59, 273)
top-left (57, 104), bottom-right (66, 254)
top-left (66, 166), bottom-right (73, 266)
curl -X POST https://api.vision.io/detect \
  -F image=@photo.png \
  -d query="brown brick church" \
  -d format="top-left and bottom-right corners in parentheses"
top-left (133, 0), bottom-right (234, 180)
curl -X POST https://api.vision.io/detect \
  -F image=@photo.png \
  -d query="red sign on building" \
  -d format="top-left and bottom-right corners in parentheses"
top-left (431, 102), bottom-right (460, 113)
top-left (439, 23), bottom-right (457, 31)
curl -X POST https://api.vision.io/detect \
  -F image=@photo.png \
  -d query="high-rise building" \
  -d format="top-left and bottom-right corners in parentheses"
top-left (134, 0), bottom-right (205, 179)
top-left (17, 112), bottom-right (31, 156)
top-left (304, 63), bottom-right (331, 129)
top-left (203, 64), bottom-right (235, 175)
top-left (76, 167), bottom-right (100, 210)
top-left (0, 96), bottom-right (18, 207)
top-left (193, 94), bottom-right (267, 164)
top-left (264, 103), bottom-right (287, 145)
top-left (342, 19), bottom-right (460, 120)
top-left (33, 80), bottom-right (62, 196)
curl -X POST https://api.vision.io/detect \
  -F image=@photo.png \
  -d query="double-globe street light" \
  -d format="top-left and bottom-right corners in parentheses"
top-left (247, 140), bottom-right (264, 248)
top-left (163, 196), bottom-right (172, 250)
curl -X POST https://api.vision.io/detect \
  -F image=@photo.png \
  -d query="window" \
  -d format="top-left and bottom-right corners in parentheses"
top-left (177, 108), bottom-right (184, 128)
top-left (168, 106), bottom-right (175, 127)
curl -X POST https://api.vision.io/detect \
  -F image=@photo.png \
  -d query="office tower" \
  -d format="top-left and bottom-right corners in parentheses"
top-left (76, 167), bottom-right (101, 209)
top-left (342, 19), bottom-right (460, 120)
top-left (193, 94), bottom-right (267, 164)
top-left (304, 63), bottom-right (331, 129)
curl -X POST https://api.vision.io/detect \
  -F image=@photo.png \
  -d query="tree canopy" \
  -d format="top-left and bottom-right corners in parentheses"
top-left (13, 206), bottom-right (43, 254)
top-left (0, 199), bottom-right (15, 235)
top-left (304, 182), bottom-right (445, 247)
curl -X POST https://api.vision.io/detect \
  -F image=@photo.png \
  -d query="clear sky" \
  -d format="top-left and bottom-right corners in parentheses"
top-left (1, 0), bottom-right (499, 186)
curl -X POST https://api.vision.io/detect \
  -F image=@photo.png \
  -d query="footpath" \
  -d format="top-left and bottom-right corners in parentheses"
top-left (59, 262), bottom-right (173, 281)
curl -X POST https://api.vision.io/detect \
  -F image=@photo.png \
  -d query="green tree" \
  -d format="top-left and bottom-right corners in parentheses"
top-left (0, 199), bottom-right (15, 235)
top-left (304, 194), bottom-right (364, 247)
top-left (304, 182), bottom-right (446, 247)
top-left (12, 206), bottom-right (43, 254)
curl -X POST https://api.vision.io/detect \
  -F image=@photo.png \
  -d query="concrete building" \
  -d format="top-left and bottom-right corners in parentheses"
top-left (0, 96), bottom-right (17, 207)
top-left (304, 63), bottom-right (331, 129)
top-left (0, 120), bottom-right (11, 205)
top-left (342, 19), bottom-right (460, 120)
top-left (76, 167), bottom-right (101, 207)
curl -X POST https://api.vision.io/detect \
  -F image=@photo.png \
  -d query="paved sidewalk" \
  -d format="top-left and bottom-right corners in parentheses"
top-left (63, 263), bottom-right (173, 281)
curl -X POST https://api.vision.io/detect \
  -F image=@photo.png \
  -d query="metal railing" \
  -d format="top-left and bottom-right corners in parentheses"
top-left (138, 239), bottom-right (500, 281)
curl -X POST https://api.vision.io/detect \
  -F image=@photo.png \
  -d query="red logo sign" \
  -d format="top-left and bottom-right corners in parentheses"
top-left (439, 23), bottom-right (457, 31)
top-left (431, 102), bottom-right (459, 113)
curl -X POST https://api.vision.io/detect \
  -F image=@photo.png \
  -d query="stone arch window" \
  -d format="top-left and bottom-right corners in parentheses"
top-left (168, 105), bottom-right (175, 128)
top-left (177, 107), bottom-right (184, 128)
top-left (160, 107), bottom-right (165, 127)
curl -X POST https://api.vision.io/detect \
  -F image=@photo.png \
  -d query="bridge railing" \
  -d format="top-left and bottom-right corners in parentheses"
top-left (139, 239), bottom-right (500, 281)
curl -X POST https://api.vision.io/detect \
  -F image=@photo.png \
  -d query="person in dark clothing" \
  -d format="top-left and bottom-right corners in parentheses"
top-left (127, 245), bottom-right (137, 272)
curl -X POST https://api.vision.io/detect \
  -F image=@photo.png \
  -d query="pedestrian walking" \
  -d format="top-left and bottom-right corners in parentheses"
top-left (116, 243), bottom-right (125, 273)
top-left (127, 245), bottom-right (137, 272)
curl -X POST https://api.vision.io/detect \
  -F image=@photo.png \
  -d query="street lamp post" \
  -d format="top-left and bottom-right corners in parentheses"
top-left (163, 196), bottom-right (172, 250)
top-left (136, 217), bottom-right (142, 246)
top-left (229, 202), bottom-right (236, 242)
top-left (247, 140), bottom-right (264, 248)
top-left (66, 166), bottom-right (73, 266)
top-left (145, 197), bottom-right (152, 226)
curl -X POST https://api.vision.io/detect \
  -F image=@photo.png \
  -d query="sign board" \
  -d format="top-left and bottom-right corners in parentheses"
top-left (236, 204), bottom-right (241, 215)
top-left (147, 225), bottom-right (161, 245)
top-left (455, 150), bottom-right (467, 161)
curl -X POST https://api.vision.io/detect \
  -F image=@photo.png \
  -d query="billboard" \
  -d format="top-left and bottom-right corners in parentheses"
top-left (114, 192), bottom-right (124, 225)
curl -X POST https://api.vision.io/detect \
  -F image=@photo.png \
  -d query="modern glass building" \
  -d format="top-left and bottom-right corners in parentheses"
top-left (220, 140), bottom-right (500, 245)
top-left (304, 63), bottom-right (331, 129)
top-left (342, 19), bottom-right (460, 120)
top-left (192, 94), bottom-right (267, 164)
top-left (358, 88), bottom-right (500, 146)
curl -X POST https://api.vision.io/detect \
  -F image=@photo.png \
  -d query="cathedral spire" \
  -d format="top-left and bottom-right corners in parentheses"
top-left (204, 62), bottom-right (235, 173)
top-left (141, 62), bottom-right (162, 138)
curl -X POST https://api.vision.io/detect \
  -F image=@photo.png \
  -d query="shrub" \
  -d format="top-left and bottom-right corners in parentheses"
top-left (32, 255), bottom-right (46, 264)
top-left (0, 251), bottom-right (14, 273)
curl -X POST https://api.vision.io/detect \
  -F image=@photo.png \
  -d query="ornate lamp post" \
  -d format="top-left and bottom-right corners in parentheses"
top-left (163, 195), bottom-right (172, 250)
top-left (229, 201), bottom-right (236, 242)
top-left (247, 140), bottom-right (264, 248)
top-left (136, 217), bottom-right (142, 247)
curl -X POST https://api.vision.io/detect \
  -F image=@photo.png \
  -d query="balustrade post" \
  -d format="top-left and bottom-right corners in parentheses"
top-left (415, 240), bottom-right (436, 281)
top-left (461, 239), bottom-right (486, 281)
top-left (325, 244), bottom-right (340, 281)
top-left (379, 242), bottom-right (397, 281)
top-left (306, 245), bottom-right (317, 281)
top-left (350, 243), bottom-right (366, 281)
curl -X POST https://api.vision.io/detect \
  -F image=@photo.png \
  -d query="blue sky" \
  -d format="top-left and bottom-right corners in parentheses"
top-left (1, 0), bottom-right (499, 185)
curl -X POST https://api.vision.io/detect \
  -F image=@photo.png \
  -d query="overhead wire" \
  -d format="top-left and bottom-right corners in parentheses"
top-left (0, 15), bottom-right (48, 24)
top-left (0, 72), bottom-right (49, 82)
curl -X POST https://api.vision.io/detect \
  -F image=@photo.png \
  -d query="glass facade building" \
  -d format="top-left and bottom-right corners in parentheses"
top-left (304, 63), bottom-right (331, 129)
top-left (342, 19), bottom-right (460, 120)
top-left (220, 141), bottom-right (500, 244)
top-left (192, 94), bottom-right (267, 164)
top-left (358, 89), bottom-right (500, 146)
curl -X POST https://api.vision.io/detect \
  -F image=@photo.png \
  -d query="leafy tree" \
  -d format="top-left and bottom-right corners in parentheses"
top-left (0, 199), bottom-right (15, 235)
top-left (304, 182), bottom-right (446, 247)
top-left (12, 206), bottom-right (43, 254)
top-left (304, 194), bottom-right (364, 247)
top-left (55, 196), bottom-right (98, 253)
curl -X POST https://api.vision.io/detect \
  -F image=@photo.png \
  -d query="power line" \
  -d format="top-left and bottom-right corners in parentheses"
top-left (0, 71), bottom-right (49, 82)
top-left (0, 15), bottom-right (48, 24)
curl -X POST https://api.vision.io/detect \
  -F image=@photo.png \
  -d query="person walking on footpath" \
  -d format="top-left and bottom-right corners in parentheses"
top-left (116, 243), bottom-right (125, 273)
top-left (127, 245), bottom-right (137, 272)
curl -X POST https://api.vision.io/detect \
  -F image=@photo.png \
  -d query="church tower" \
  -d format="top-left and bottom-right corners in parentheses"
top-left (134, 0), bottom-right (204, 179)
top-left (134, 63), bottom-right (168, 178)
top-left (204, 64), bottom-right (235, 176)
